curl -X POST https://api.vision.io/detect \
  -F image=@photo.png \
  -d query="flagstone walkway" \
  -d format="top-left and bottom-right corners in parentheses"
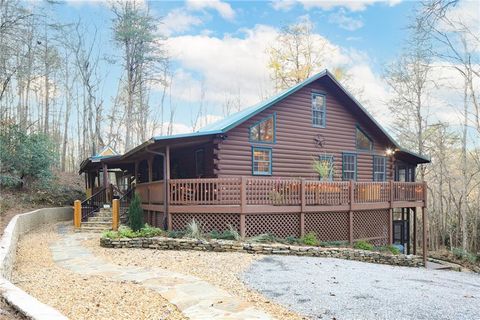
top-left (50, 228), bottom-right (272, 320)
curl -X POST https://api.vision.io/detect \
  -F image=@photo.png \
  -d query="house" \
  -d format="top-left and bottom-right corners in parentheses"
top-left (79, 70), bottom-right (429, 257)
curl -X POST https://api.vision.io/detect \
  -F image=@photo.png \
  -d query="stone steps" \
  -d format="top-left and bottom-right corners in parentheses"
top-left (79, 208), bottom-right (113, 233)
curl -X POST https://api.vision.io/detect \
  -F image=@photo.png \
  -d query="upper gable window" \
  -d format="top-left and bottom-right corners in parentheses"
top-left (249, 114), bottom-right (275, 143)
top-left (356, 127), bottom-right (373, 151)
top-left (312, 93), bottom-right (326, 128)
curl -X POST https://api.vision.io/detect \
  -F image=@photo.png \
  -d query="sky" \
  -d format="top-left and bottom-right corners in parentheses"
top-left (48, 0), bottom-right (479, 140)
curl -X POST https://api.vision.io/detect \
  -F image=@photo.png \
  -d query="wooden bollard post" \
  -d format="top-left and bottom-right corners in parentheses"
top-left (74, 200), bottom-right (81, 229)
top-left (112, 199), bottom-right (119, 231)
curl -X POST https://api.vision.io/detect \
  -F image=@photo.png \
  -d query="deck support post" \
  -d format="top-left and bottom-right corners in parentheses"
top-left (165, 145), bottom-right (171, 231)
top-left (300, 179), bottom-right (305, 238)
top-left (413, 207), bottom-right (417, 255)
top-left (240, 176), bottom-right (247, 238)
top-left (422, 181), bottom-right (428, 266)
top-left (422, 206), bottom-right (427, 266)
top-left (388, 180), bottom-right (394, 244)
top-left (348, 180), bottom-right (354, 244)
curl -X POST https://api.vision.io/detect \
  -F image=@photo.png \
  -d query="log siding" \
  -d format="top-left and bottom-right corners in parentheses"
top-left (216, 79), bottom-right (393, 180)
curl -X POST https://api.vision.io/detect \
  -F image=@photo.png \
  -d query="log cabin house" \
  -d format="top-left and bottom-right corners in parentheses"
top-left (79, 70), bottom-right (429, 257)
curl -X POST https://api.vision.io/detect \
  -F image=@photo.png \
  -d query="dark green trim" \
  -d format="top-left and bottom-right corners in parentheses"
top-left (342, 152), bottom-right (357, 181)
top-left (248, 113), bottom-right (276, 144)
top-left (251, 146), bottom-right (272, 176)
top-left (373, 155), bottom-right (387, 181)
top-left (355, 124), bottom-right (374, 151)
top-left (312, 92), bottom-right (326, 128)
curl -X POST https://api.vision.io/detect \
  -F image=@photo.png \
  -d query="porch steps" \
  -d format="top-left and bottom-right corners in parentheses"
top-left (77, 208), bottom-right (113, 233)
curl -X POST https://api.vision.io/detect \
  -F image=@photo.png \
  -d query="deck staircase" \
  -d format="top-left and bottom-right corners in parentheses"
top-left (77, 208), bottom-right (113, 233)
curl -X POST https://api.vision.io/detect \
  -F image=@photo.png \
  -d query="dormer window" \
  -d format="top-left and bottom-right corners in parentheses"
top-left (312, 93), bottom-right (326, 127)
top-left (249, 114), bottom-right (275, 143)
top-left (356, 126), bottom-right (373, 151)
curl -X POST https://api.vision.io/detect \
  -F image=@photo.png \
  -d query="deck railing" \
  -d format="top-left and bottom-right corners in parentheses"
top-left (169, 177), bottom-right (241, 205)
top-left (136, 181), bottom-right (165, 205)
top-left (81, 186), bottom-right (106, 222)
top-left (163, 177), bottom-right (426, 207)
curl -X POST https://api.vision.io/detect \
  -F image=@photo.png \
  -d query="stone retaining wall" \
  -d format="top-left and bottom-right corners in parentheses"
top-left (100, 237), bottom-right (424, 268)
top-left (0, 207), bottom-right (72, 320)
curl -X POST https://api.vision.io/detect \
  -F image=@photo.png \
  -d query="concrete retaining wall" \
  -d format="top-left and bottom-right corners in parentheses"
top-left (0, 207), bottom-right (72, 320)
top-left (101, 237), bottom-right (424, 268)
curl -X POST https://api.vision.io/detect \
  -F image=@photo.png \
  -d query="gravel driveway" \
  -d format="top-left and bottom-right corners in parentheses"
top-left (243, 256), bottom-right (480, 320)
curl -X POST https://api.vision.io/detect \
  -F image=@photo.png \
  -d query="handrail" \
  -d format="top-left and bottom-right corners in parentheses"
top-left (80, 187), bottom-right (107, 222)
top-left (119, 187), bottom-right (134, 224)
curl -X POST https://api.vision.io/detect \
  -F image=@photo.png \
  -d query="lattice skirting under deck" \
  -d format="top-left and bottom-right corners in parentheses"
top-left (169, 209), bottom-right (390, 244)
top-left (171, 213), bottom-right (241, 233)
top-left (305, 212), bottom-right (349, 241)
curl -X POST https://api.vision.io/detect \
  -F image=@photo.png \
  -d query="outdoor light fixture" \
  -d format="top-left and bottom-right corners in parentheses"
top-left (386, 148), bottom-right (395, 156)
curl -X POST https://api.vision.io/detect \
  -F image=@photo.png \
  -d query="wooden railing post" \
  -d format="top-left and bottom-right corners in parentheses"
top-left (112, 199), bottom-right (119, 231)
top-left (300, 178), bottom-right (305, 237)
top-left (74, 200), bottom-right (81, 229)
top-left (348, 180), bottom-right (354, 244)
top-left (240, 177), bottom-right (247, 238)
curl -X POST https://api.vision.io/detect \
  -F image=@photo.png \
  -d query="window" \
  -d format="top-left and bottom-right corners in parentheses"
top-left (312, 93), bottom-right (326, 127)
top-left (317, 155), bottom-right (334, 181)
top-left (195, 149), bottom-right (205, 177)
top-left (252, 147), bottom-right (272, 175)
top-left (342, 153), bottom-right (357, 181)
top-left (373, 156), bottom-right (386, 181)
top-left (249, 114), bottom-right (275, 143)
top-left (356, 127), bottom-right (373, 151)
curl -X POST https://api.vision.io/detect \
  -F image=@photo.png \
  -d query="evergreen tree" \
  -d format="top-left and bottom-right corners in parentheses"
top-left (128, 192), bottom-right (144, 231)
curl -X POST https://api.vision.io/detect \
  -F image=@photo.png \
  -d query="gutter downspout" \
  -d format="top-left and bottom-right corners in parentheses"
top-left (145, 146), bottom-right (169, 230)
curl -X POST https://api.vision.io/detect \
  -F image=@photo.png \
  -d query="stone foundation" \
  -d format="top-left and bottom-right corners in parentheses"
top-left (100, 237), bottom-right (424, 268)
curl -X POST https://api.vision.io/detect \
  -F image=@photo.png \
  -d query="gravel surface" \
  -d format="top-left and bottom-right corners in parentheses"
top-left (85, 237), bottom-right (305, 320)
top-left (243, 255), bottom-right (480, 320)
top-left (12, 223), bottom-right (185, 320)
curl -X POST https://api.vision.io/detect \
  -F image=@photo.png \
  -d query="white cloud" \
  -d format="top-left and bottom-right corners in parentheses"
top-left (165, 22), bottom-right (388, 125)
top-left (270, 0), bottom-right (296, 11)
top-left (271, 0), bottom-right (402, 12)
top-left (186, 0), bottom-right (235, 20)
top-left (328, 8), bottom-right (364, 31)
top-left (159, 9), bottom-right (203, 36)
top-left (166, 25), bottom-right (278, 106)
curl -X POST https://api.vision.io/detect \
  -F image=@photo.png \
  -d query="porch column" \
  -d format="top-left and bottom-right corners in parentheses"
top-left (103, 162), bottom-right (110, 202)
top-left (148, 157), bottom-right (153, 183)
top-left (165, 145), bottom-right (171, 230)
top-left (134, 160), bottom-right (139, 183)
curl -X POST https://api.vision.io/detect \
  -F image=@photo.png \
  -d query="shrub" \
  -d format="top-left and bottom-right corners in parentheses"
top-left (301, 231), bottom-right (319, 246)
top-left (210, 225), bottom-right (241, 241)
top-left (376, 244), bottom-right (401, 255)
top-left (167, 230), bottom-right (186, 238)
top-left (452, 247), bottom-right (478, 263)
top-left (128, 192), bottom-right (144, 231)
top-left (354, 240), bottom-right (374, 251)
top-left (286, 236), bottom-right (301, 244)
top-left (138, 224), bottom-right (164, 237)
top-left (249, 233), bottom-right (277, 243)
top-left (185, 219), bottom-right (204, 239)
top-left (319, 241), bottom-right (350, 247)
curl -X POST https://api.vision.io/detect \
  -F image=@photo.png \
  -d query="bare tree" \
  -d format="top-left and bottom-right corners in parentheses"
top-left (111, 0), bottom-right (168, 150)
